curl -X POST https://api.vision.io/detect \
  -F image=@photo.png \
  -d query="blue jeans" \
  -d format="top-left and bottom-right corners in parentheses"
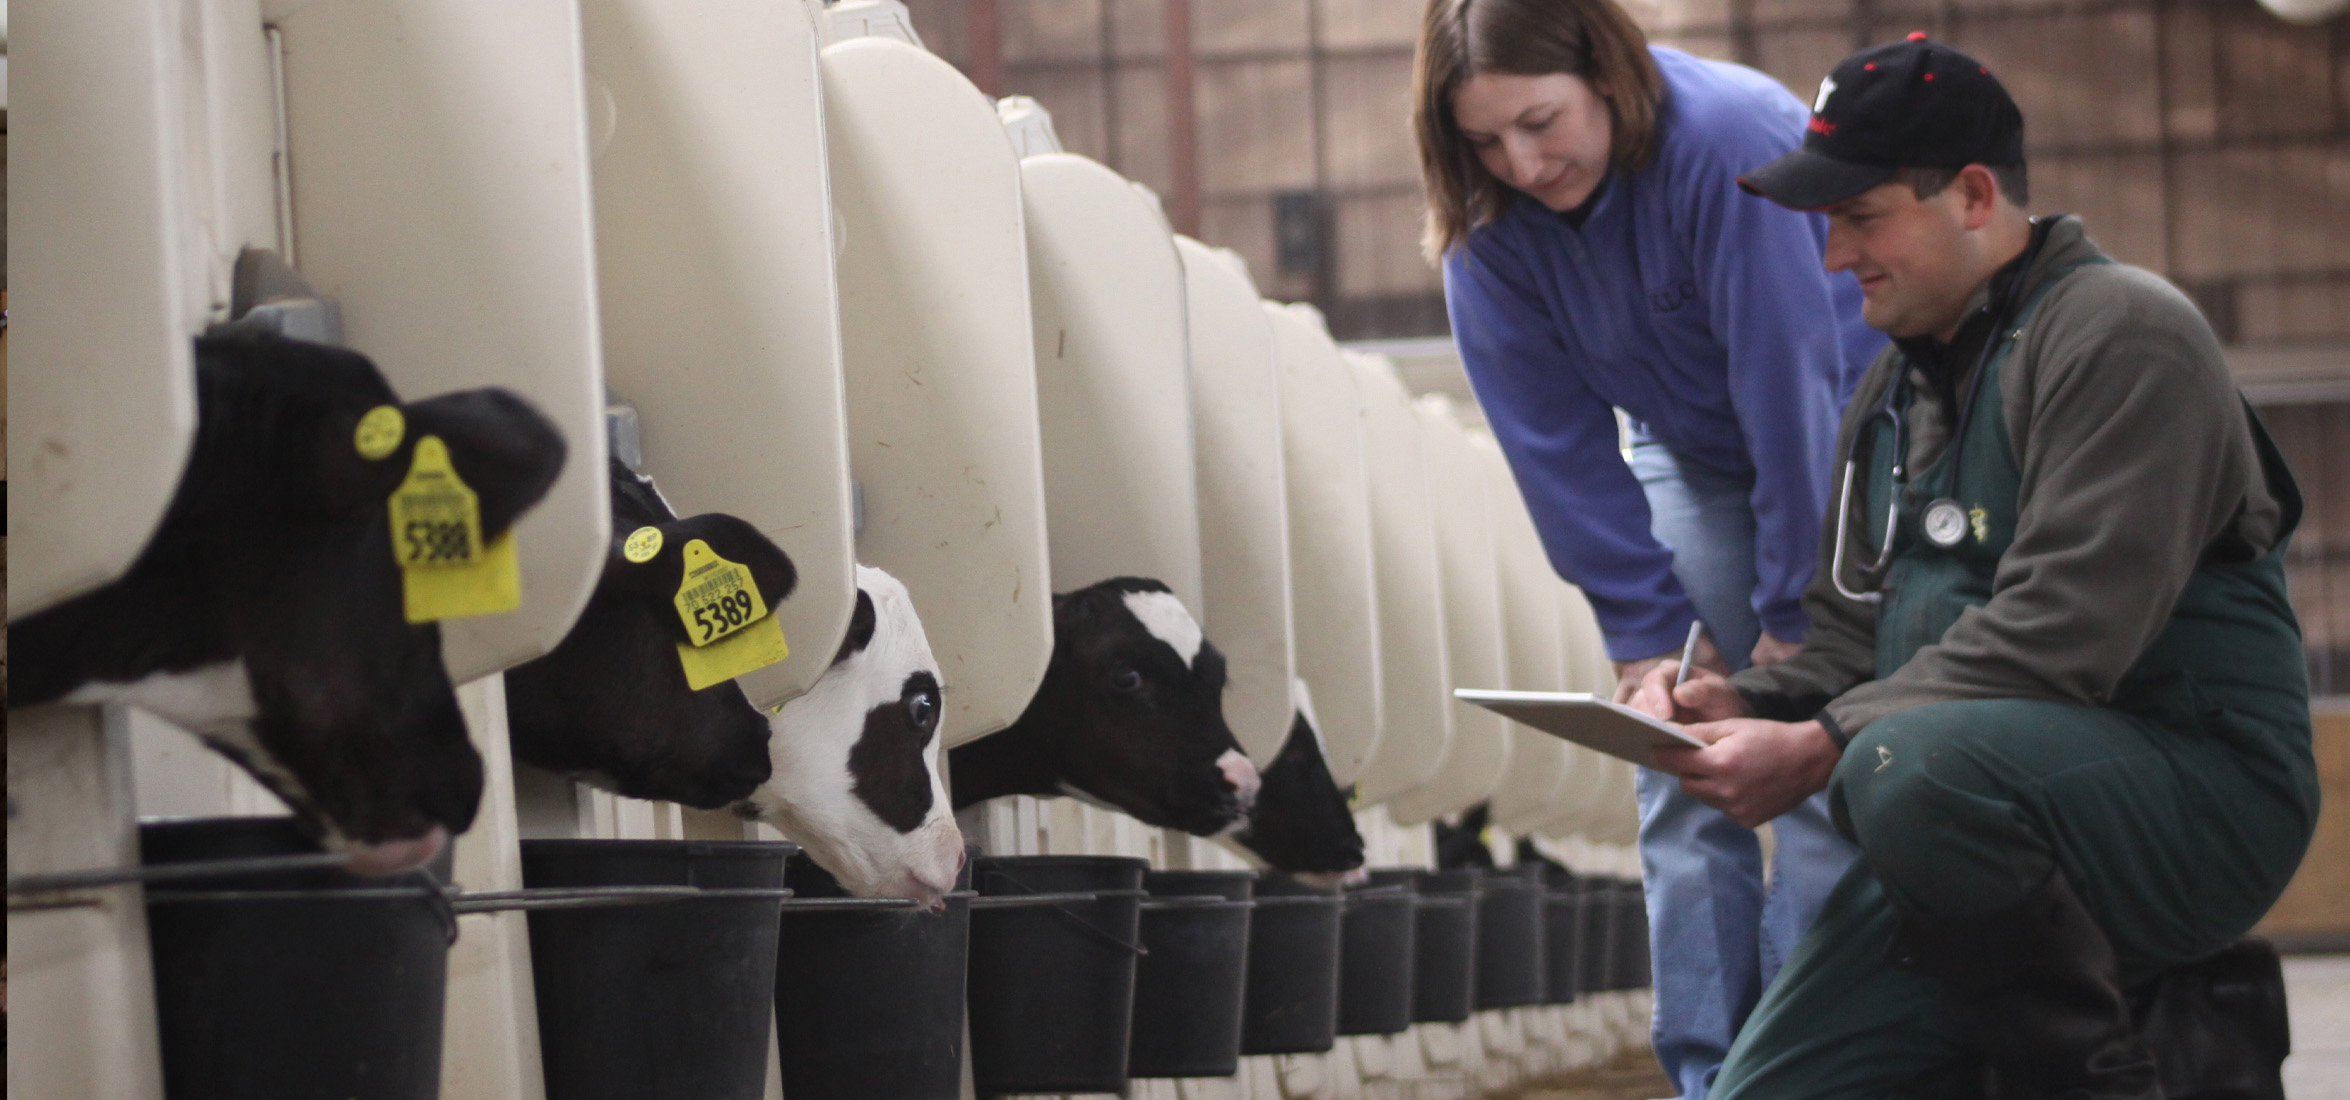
top-left (1629, 441), bottom-right (1858, 1100)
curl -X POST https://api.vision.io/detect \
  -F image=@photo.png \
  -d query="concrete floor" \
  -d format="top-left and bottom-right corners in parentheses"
top-left (1509, 954), bottom-right (2350, 1100)
top-left (2285, 954), bottom-right (2350, 1100)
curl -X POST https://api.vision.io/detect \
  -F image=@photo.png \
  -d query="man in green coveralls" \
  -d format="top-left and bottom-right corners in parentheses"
top-left (1631, 35), bottom-right (2321, 1099)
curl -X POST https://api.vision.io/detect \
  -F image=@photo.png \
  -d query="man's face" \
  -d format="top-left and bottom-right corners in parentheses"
top-left (1452, 71), bottom-right (1616, 213)
top-left (1821, 180), bottom-right (1981, 339)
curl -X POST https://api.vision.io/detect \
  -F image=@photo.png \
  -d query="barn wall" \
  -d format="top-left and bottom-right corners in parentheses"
top-left (906, 0), bottom-right (2350, 347)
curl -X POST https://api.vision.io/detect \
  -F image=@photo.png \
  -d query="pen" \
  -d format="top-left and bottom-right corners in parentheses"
top-left (1673, 620), bottom-right (1704, 689)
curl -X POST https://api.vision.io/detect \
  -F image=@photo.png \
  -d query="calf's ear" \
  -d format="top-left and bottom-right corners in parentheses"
top-left (600, 514), bottom-right (799, 643)
top-left (401, 388), bottom-right (569, 539)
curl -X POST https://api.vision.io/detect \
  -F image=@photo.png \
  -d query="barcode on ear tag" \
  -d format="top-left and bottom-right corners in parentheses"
top-left (671, 538), bottom-right (790, 689)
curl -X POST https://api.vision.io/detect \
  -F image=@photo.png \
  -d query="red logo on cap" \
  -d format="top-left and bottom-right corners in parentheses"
top-left (1907, 30), bottom-right (1928, 40)
top-left (1809, 116), bottom-right (1837, 135)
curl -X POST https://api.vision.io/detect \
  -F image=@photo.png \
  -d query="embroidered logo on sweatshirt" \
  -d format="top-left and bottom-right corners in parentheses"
top-left (1650, 281), bottom-right (1699, 313)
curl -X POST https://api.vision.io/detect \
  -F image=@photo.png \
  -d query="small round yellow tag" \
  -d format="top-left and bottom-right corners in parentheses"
top-left (622, 526), bottom-right (665, 563)
top-left (354, 405), bottom-right (406, 460)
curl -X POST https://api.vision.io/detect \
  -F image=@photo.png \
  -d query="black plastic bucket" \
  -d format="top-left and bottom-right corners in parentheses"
top-left (1239, 872), bottom-right (1344, 1055)
top-left (1614, 879), bottom-right (1652, 990)
top-left (141, 816), bottom-right (451, 1100)
top-left (520, 839), bottom-right (791, 1100)
top-left (1542, 885), bottom-right (1583, 1006)
top-left (966, 855), bottom-right (1149, 1095)
top-left (1337, 883), bottom-right (1417, 1035)
top-left (1129, 871), bottom-right (1256, 1078)
top-left (1476, 867), bottom-right (1546, 1009)
top-left (1577, 877), bottom-right (1619, 996)
top-left (1370, 867), bottom-right (1480, 1023)
top-left (772, 850), bottom-right (972, 1100)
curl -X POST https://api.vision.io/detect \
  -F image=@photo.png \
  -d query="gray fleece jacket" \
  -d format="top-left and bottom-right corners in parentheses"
top-left (1729, 215), bottom-right (2284, 738)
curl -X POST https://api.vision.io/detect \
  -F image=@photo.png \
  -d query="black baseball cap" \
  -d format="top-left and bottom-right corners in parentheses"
top-left (1739, 34), bottom-right (2024, 211)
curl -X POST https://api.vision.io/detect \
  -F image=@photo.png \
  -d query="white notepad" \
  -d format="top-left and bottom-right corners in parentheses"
top-left (1454, 689), bottom-right (1708, 769)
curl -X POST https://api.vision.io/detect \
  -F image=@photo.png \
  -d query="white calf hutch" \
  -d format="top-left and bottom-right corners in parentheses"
top-left (5, 4), bottom-right (1654, 1099)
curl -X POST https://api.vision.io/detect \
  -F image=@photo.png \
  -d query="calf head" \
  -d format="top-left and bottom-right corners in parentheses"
top-left (737, 566), bottom-right (964, 910)
top-left (503, 459), bottom-right (790, 808)
top-left (1433, 802), bottom-right (1499, 870)
top-left (1230, 709), bottom-right (1365, 879)
top-left (950, 577), bottom-right (1261, 837)
top-left (14, 332), bottom-right (566, 873)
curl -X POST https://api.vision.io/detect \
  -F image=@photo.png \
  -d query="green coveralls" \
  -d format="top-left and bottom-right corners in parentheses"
top-left (1711, 262), bottom-right (2321, 1099)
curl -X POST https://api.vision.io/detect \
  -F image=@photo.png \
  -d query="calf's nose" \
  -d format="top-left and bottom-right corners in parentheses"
top-left (344, 825), bottom-right (448, 877)
top-left (1217, 749), bottom-right (1262, 813)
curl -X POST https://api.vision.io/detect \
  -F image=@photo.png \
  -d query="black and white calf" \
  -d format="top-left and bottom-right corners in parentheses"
top-left (1229, 705), bottom-right (1365, 879)
top-left (12, 332), bottom-right (566, 873)
top-left (735, 565), bottom-right (965, 910)
top-left (949, 577), bottom-right (1261, 838)
top-left (502, 458), bottom-right (791, 809)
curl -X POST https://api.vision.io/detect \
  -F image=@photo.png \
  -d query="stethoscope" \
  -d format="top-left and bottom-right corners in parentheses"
top-left (1830, 218), bottom-right (2057, 604)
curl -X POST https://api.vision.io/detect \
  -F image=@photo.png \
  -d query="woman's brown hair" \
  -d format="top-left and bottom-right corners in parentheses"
top-left (1414, 0), bottom-right (1664, 261)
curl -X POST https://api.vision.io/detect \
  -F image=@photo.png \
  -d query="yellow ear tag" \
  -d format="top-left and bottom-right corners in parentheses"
top-left (622, 526), bottom-right (664, 563)
top-left (390, 435), bottom-right (523, 624)
top-left (672, 538), bottom-right (790, 691)
top-left (355, 405), bottom-right (406, 460)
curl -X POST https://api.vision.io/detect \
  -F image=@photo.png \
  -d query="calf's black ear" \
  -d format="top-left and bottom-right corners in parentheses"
top-left (601, 513), bottom-right (799, 642)
top-left (831, 589), bottom-right (878, 667)
top-left (401, 388), bottom-right (569, 539)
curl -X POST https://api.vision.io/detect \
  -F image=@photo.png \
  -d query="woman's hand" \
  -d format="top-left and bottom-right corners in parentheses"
top-left (1628, 661), bottom-right (1750, 723)
top-left (1611, 634), bottom-right (1725, 705)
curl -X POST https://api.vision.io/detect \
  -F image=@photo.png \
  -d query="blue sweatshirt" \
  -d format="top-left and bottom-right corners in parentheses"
top-left (1445, 47), bottom-right (1885, 662)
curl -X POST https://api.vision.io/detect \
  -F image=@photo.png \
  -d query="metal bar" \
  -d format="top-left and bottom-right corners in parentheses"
top-left (8, 851), bottom-right (355, 896)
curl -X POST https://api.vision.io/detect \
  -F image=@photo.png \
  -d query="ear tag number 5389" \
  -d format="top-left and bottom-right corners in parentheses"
top-left (390, 436), bottom-right (522, 624)
top-left (672, 538), bottom-right (789, 690)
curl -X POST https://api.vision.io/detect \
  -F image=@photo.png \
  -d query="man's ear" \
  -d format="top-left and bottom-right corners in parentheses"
top-left (404, 388), bottom-right (568, 540)
top-left (1958, 163), bottom-right (2004, 231)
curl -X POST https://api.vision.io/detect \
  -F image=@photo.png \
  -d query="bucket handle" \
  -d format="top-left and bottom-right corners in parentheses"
top-left (445, 884), bottom-right (796, 914)
top-left (973, 875), bottom-right (1150, 957)
top-left (775, 891), bottom-right (974, 912)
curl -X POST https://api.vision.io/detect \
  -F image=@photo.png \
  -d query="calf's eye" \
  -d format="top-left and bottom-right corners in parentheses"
top-left (905, 688), bottom-right (938, 730)
top-left (1111, 667), bottom-right (1143, 693)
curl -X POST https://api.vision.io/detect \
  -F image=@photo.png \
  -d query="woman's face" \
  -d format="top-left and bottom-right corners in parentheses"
top-left (1451, 71), bottom-right (1615, 212)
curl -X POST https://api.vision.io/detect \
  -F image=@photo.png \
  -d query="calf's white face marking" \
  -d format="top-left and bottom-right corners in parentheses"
top-left (1120, 589), bottom-right (1204, 669)
top-left (1217, 749), bottom-right (1262, 817)
top-left (741, 566), bottom-right (964, 909)
top-left (64, 661), bottom-right (446, 873)
top-left (65, 661), bottom-right (260, 735)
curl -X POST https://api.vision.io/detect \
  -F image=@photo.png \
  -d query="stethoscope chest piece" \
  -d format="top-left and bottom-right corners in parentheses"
top-left (1921, 497), bottom-right (1970, 548)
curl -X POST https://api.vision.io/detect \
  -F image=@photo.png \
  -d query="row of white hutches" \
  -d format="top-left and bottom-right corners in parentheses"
top-left (9, 0), bottom-right (1646, 1097)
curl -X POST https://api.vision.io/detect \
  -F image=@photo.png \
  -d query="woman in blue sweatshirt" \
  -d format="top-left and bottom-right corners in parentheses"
top-left (1414, 1), bottom-right (1884, 1095)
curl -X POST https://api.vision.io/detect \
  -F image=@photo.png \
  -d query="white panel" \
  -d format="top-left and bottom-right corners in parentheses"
top-left (1176, 239), bottom-right (1296, 768)
top-left (1387, 399), bottom-right (1511, 827)
top-left (1474, 437), bottom-right (1572, 832)
top-left (580, 0), bottom-right (856, 708)
top-left (1264, 303), bottom-right (1383, 785)
top-left (824, 36), bottom-right (1053, 747)
top-left (1539, 587), bottom-right (1618, 840)
top-left (438, 676), bottom-right (548, 1100)
top-left (6, 706), bottom-right (169, 1100)
top-left (1342, 353), bottom-right (1451, 807)
top-left (1023, 153), bottom-right (1203, 612)
top-left (8, 0), bottom-right (202, 619)
top-left (274, 0), bottom-right (612, 682)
